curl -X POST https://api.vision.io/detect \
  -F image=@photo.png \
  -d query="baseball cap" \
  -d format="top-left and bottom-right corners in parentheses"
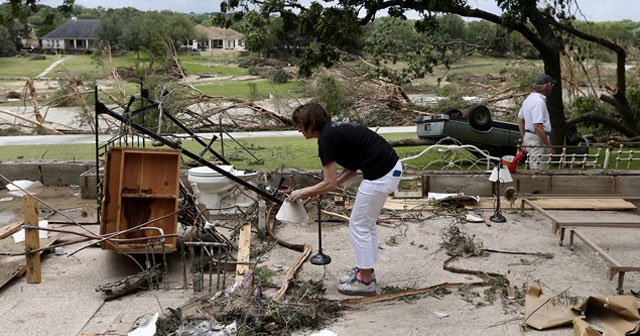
top-left (535, 74), bottom-right (556, 86)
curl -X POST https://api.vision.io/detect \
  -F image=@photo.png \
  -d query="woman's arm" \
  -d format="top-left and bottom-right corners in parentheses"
top-left (336, 168), bottom-right (357, 186)
top-left (288, 161), bottom-right (338, 202)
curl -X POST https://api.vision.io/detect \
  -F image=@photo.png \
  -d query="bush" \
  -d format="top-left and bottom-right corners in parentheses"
top-left (567, 96), bottom-right (616, 136)
top-left (247, 66), bottom-right (261, 77)
top-left (436, 83), bottom-right (457, 97)
top-left (307, 74), bottom-right (348, 120)
top-left (267, 68), bottom-right (290, 84)
top-left (238, 57), bottom-right (287, 68)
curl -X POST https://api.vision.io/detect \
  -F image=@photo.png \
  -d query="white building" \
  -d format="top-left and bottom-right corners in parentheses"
top-left (187, 25), bottom-right (246, 52)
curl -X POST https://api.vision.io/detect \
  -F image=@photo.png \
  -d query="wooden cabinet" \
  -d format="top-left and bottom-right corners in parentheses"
top-left (100, 147), bottom-right (181, 253)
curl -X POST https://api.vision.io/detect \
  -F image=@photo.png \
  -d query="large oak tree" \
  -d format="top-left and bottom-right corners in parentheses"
top-left (221, 0), bottom-right (638, 143)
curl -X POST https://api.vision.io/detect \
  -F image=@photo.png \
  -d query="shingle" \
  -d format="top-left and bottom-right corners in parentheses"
top-left (42, 19), bottom-right (100, 39)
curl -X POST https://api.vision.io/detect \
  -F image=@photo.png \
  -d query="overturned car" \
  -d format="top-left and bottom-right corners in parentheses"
top-left (416, 105), bottom-right (588, 157)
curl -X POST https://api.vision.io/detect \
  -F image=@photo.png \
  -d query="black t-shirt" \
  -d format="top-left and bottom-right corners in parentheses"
top-left (318, 123), bottom-right (399, 180)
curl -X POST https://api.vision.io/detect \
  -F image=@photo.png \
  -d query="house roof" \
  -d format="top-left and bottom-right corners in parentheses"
top-left (195, 25), bottom-right (244, 40)
top-left (42, 19), bottom-right (100, 39)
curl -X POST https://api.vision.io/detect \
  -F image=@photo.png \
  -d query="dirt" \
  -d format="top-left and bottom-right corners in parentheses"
top-left (2, 187), bottom-right (640, 335)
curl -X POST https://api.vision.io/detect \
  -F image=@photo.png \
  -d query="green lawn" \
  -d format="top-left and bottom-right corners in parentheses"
top-left (49, 53), bottom-right (154, 79)
top-left (0, 133), bottom-right (423, 171)
top-left (181, 63), bottom-right (250, 76)
top-left (0, 55), bottom-right (58, 77)
top-left (1, 135), bottom-right (637, 171)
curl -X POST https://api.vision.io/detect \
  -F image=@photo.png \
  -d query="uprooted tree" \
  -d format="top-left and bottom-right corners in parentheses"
top-left (220, 0), bottom-right (639, 143)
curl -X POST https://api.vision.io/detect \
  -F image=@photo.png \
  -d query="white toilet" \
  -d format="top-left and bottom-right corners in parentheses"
top-left (187, 165), bottom-right (258, 215)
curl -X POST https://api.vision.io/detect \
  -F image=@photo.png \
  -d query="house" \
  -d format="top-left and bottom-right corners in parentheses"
top-left (187, 25), bottom-right (246, 52)
top-left (41, 17), bottom-right (100, 52)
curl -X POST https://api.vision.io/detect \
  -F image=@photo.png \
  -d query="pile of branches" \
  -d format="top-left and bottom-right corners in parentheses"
top-left (156, 277), bottom-right (342, 335)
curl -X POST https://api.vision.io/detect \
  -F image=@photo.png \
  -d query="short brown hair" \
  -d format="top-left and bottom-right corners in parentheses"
top-left (291, 103), bottom-right (331, 132)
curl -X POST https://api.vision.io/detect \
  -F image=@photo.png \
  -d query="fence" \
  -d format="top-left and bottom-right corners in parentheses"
top-left (400, 137), bottom-right (640, 172)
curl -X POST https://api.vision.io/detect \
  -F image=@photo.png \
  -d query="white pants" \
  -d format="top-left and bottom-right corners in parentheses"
top-left (523, 132), bottom-right (550, 170)
top-left (349, 161), bottom-right (402, 269)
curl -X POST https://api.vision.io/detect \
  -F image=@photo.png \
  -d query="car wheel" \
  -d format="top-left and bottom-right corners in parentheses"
top-left (566, 123), bottom-right (579, 145)
top-left (468, 105), bottom-right (492, 132)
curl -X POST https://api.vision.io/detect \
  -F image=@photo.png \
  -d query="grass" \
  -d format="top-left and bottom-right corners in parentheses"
top-left (0, 132), bottom-right (426, 171)
top-left (194, 80), bottom-right (304, 99)
top-left (0, 55), bottom-right (58, 77)
top-left (49, 53), bottom-right (153, 79)
top-left (181, 63), bottom-right (249, 76)
top-left (1, 134), bottom-right (638, 171)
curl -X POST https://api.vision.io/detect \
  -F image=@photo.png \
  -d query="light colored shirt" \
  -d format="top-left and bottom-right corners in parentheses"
top-left (517, 92), bottom-right (551, 133)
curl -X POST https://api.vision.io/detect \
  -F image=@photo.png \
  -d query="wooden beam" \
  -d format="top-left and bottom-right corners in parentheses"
top-left (235, 223), bottom-right (251, 283)
top-left (24, 195), bottom-right (41, 284)
top-left (0, 221), bottom-right (23, 240)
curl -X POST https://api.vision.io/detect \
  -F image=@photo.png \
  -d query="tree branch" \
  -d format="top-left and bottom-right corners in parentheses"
top-left (566, 112), bottom-right (638, 138)
top-left (542, 12), bottom-right (627, 97)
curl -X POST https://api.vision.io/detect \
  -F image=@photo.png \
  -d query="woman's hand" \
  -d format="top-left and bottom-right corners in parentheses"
top-left (288, 189), bottom-right (306, 203)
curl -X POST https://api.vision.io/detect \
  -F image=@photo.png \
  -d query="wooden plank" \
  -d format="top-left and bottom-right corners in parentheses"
top-left (0, 221), bottom-right (23, 240)
top-left (386, 197), bottom-right (636, 212)
top-left (530, 198), bottom-right (636, 210)
top-left (235, 223), bottom-right (251, 283)
top-left (24, 195), bottom-right (41, 284)
top-left (0, 227), bottom-right (61, 290)
top-left (383, 197), bottom-right (515, 210)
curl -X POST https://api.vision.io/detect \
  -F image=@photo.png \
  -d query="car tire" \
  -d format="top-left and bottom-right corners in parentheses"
top-left (566, 123), bottom-right (579, 145)
top-left (468, 105), bottom-right (492, 132)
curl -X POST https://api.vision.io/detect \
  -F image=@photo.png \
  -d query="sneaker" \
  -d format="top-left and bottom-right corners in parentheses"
top-left (339, 267), bottom-right (376, 284)
top-left (338, 277), bottom-right (376, 296)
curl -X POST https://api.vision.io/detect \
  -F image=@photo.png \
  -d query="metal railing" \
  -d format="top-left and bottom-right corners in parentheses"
top-left (401, 137), bottom-right (640, 172)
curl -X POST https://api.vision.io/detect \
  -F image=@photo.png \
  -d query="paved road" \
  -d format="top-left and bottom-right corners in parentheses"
top-left (0, 126), bottom-right (416, 146)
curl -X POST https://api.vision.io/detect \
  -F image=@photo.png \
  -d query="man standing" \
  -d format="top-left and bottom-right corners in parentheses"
top-left (518, 74), bottom-right (556, 170)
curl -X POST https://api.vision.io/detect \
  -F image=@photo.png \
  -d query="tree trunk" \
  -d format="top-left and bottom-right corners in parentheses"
top-left (537, 47), bottom-right (567, 146)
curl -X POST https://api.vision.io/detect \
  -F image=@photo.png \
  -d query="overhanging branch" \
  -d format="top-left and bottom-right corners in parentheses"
top-left (567, 112), bottom-right (638, 138)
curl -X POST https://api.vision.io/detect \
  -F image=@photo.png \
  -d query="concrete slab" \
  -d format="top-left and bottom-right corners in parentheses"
top-left (0, 297), bottom-right (103, 336)
top-left (79, 294), bottom-right (189, 335)
top-left (2, 186), bottom-right (640, 336)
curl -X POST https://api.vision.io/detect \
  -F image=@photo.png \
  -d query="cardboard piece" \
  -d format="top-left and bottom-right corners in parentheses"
top-left (574, 296), bottom-right (640, 335)
top-left (573, 317), bottom-right (604, 336)
top-left (525, 281), bottom-right (640, 335)
top-left (524, 281), bottom-right (577, 330)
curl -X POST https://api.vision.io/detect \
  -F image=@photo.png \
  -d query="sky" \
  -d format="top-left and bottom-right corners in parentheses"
top-left (31, 0), bottom-right (640, 22)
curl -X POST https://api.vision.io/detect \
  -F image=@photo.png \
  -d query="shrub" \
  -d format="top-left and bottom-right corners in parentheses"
top-left (267, 68), bottom-right (290, 84)
top-left (307, 74), bottom-right (347, 120)
top-left (29, 54), bottom-right (46, 61)
top-left (436, 83), bottom-right (457, 97)
top-left (567, 96), bottom-right (616, 136)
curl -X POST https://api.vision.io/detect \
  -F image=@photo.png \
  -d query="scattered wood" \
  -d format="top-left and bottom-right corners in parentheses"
top-left (0, 230), bottom-right (61, 290)
top-left (266, 204), bottom-right (312, 301)
top-left (529, 198), bottom-right (636, 210)
top-left (24, 195), bottom-right (41, 284)
top-left (0, 222), bottom-right (23, 240)
top-left (339, 280), bottom-right (490, 306)
top-left (96, 264), bottom-right (163, 301)
top-left (0, 108), bottom-right (62, 134)
top-left (272, 244), bottom-right (311, 302)
top-left (235, 223), bottom-right (251, 284)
